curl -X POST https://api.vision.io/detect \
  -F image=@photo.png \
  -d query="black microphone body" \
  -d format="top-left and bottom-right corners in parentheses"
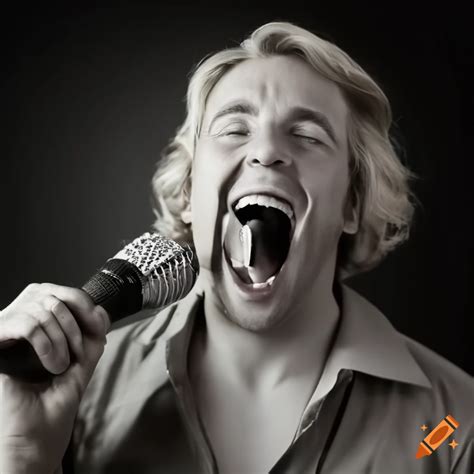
top-left (0, 233), bottom-right (198, 381)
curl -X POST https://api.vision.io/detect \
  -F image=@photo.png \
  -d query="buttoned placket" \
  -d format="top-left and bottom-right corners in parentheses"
top-left (269, 369), bottom-right (355, 473)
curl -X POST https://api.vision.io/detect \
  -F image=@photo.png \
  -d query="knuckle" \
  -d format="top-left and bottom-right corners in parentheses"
top-left (22, 324), bottom-right (36, 339)
top-left (42, 294), bottom-right (58, 309)
top-left (26, 282), bottom-right (41, 292)
top-left (37, 282), bottom-right (54, 291)
top-left (36, 282), bottom-right (52, 293)
top-left (19, 316), bottom-right (44, 342)
top-left (50, 298), bottom-right (67, 317)
top-left (63, 288), bottom-right (94, 315)
top-left (93, 304), bottom-right (106, 320)
top-left (76, 290), bottom-right (95, 311)
top-left (33, 306), bottom-right (52, 326)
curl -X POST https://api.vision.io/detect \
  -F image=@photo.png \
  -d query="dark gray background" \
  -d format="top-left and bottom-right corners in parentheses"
top-left (1, 4), bottom-right (472, 375)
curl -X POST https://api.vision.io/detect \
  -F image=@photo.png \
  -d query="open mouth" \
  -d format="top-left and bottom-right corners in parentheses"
top-left (224, 193), bottom-right (295, 289)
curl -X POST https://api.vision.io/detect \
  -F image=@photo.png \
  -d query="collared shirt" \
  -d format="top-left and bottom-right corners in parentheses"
top-left (72, 283), bottom-right (474, 473)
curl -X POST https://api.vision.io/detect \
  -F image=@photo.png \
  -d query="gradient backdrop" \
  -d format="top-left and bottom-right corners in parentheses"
top-left (1, 4), bottom-right (472, 375)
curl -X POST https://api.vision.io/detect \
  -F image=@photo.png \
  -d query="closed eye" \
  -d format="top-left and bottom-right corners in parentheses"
top-left (224, 129), bottom-right (249, 136)
top-left (293, 133), bottom-right (323, 145)
top-left (213, 121), bottom-right (251, 138)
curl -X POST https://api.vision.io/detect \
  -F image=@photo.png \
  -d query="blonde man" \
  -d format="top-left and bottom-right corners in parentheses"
top-left (1, 22), bottom-right (473, 474)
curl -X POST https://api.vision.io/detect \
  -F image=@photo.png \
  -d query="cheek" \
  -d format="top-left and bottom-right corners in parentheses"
top-left (301, 159), bottom-right (350, 219)
top-left (190, 145), bottom-right (240, 271)
top-left (190, 162), bottom-right (222, 271)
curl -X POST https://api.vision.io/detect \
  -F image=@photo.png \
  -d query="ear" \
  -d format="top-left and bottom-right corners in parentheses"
top-left (342, 193), bottom-right (359, 235)
top-left (181, 174), bottom-right (192, 224)
top-left (181, 203), bottom-right (192, 224)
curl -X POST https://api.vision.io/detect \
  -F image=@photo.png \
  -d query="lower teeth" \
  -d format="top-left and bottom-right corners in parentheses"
top-left (249, 275), bottom-right (276, 289)
top-left (230, 259), bottom-right (277, 287)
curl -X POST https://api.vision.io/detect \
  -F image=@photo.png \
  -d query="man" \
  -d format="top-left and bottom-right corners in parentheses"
top-left (1, 21), bottom-right (473, 474)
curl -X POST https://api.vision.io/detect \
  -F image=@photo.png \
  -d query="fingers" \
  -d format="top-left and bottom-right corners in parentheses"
top-left (0, 312), bottom-right (68, 375)
top-left (0, 283), bottom-right (110, 376)
top-left (47, 297), bottom-right (84, 361)
top-left (39, 283), bottom-right (110, 338)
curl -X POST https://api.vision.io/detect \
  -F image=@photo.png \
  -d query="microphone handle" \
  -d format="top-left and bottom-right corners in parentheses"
top-left (0, 260), bottom-right (147, 382)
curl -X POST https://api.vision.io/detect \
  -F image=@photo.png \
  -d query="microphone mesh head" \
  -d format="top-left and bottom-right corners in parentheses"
top-left (112, 232), bottom-right (199, 309)
top-left (82, 232), bottom-right (199, 321)
top-left (114, 232), bottom-right (189, 275)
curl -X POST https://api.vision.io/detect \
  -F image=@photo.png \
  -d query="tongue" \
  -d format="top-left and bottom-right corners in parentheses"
top-left (224, 206), bottom-right (291, 283)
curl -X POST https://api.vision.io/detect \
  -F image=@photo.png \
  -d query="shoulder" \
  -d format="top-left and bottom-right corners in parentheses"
top-left (402, 336), bottom-right (474, 460)
top-left (402, 335), bottom-right (474, 415)
top-left (400, 335), bottom-right (474, 471)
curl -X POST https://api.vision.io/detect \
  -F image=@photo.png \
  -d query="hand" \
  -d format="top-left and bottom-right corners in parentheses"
top-left (0, 283), bottom-right (110, 474)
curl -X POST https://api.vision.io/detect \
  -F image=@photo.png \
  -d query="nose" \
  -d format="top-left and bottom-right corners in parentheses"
top-left (245, 130), bottom-right (292, 168)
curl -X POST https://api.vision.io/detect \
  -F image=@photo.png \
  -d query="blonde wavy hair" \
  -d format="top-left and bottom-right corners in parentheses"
top-left (151, 21), bottom-right (416, 279)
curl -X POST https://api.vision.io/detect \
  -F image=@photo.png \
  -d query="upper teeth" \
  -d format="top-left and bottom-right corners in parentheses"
top-left (234, 194), bottom-right (294, 221)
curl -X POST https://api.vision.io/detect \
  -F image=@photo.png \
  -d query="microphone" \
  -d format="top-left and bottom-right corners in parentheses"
top-left (0, 232), bottom-right (199, 381)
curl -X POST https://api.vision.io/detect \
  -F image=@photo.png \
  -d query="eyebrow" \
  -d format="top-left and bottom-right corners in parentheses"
top-left (288, 107), bottom-right (338, 146)
top-left (207, 101), bottom-right (258, 133)
top-left (207, 101), bottom-right (339, 146)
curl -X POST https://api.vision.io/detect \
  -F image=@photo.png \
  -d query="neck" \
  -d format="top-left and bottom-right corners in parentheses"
top-left (192, 271), bottom-right (340, 392)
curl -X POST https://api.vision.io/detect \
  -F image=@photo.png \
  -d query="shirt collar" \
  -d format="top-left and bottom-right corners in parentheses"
top-left (310, 282), bottom-right (432, 402)
top-left (137, 281), bottom-right (432, 396)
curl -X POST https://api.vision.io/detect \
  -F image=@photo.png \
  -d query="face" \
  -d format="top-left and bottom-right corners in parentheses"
top-left (189, 55), bottom-right (356, 331)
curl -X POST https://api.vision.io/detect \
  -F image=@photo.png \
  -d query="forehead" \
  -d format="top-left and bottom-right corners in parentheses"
top-left (203, 55), bottom-right (348, 128)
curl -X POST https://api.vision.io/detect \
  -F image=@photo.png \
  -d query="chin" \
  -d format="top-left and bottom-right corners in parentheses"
top-left (219, 286), bottom-right (290, 332)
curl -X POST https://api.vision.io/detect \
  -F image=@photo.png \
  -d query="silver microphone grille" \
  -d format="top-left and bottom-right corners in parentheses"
top-left (82, 232), bottom-right (199, 321)
top-left (113, 232), bottom-right (198, 308)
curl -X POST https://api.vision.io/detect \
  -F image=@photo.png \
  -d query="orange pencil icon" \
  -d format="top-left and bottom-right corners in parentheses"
top-left (416, 414), bottom-right (459, 459)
